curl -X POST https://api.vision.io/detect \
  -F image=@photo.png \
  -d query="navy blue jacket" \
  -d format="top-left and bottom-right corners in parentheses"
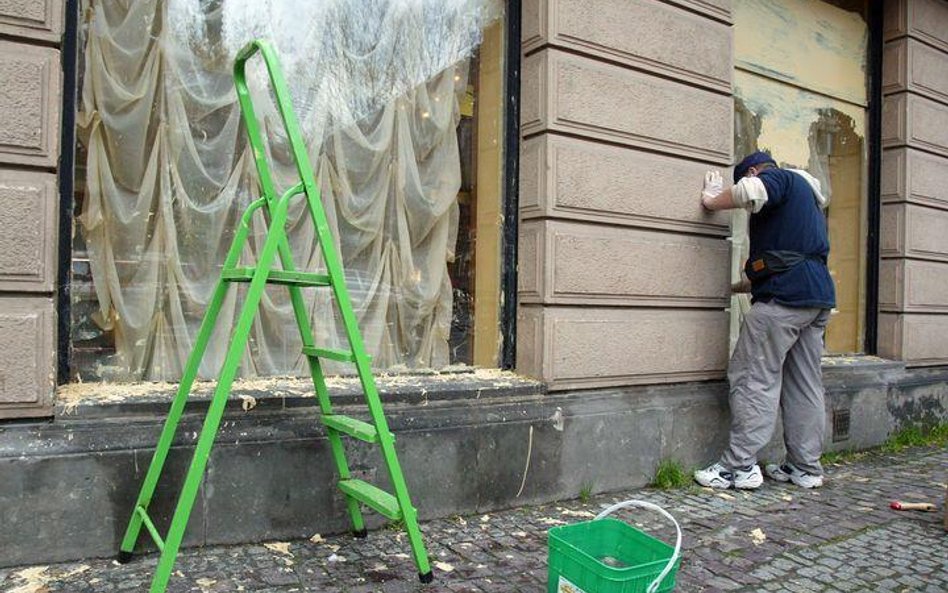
top-left (748, 168), bottom-right (836, 309)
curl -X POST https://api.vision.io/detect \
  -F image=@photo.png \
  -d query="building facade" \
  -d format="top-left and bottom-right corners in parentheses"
top-left (2, 0), bottom-right (948, 566)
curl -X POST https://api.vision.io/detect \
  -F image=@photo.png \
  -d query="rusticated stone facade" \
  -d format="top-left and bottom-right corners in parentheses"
top-left (880, 0), bottom-right (948, 365)
top-left (518, 0), bottom-right (734, 389)
top-left (0, 0), bottom-right (62, 418)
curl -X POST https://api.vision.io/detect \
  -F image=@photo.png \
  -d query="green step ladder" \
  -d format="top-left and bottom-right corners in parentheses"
top-left (117, 40), bottom-right (433, 593)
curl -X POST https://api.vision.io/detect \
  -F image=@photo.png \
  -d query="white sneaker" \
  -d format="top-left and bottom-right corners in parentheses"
top-left (733, 464), bottom-right (763, 489)
top-left (694, 463), bottom-right (763, 490)
top-left (765, 462), bottom-right (823, 489)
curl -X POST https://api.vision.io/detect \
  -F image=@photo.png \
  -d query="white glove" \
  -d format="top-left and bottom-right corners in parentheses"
top-left (701, 170), bottom-right (724, 207)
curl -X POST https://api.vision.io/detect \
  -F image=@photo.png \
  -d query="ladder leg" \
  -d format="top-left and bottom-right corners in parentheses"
top-left (147, 361), bottom-right (238, 593)
top-left (120, 212), bottom-right (256, 561)
top-left (279, 253), bottom-right (365, 535)
top-left (150, 210), bottom-right (288, 593)
top-left (302, 177), bottom-right (432, 576)
top-left (361, 374), bottom-right (432, 580)
top-left (308, 355), bottom-right (367, 535)
top-left (118, 278), bottom-right (231, 561)
top-left (236, 40), bottom-right (429, 580)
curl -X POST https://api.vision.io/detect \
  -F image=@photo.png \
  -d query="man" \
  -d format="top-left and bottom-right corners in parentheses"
top-left (694, 151), bottom-right (836, 490)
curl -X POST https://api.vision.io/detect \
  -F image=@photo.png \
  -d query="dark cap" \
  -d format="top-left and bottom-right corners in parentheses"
top-left (733, 151), bottom-right (777, 184)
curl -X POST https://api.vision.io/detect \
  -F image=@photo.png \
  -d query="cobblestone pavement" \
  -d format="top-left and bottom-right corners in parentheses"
top-left (2, 447), bottom-right (946, 593)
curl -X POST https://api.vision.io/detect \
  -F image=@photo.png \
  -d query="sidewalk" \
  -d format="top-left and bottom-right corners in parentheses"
top-left (2, 446), bottom-right (945, 593)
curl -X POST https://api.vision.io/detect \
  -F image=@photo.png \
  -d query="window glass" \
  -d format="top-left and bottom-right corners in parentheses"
top-left (70, 0), bottom-right (506, 381)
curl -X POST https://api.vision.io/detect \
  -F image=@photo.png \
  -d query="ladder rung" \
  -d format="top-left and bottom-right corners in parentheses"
top-left (135, 506), bottom-right (165, 552)
top-left (302, 346), bottom-right (365, 363)
top-left (221, 267), bottom-right (331, 287)
top-left (321, 414), bottom-right (378, 443)
top-left (338, 479), bottom-right (403, 520)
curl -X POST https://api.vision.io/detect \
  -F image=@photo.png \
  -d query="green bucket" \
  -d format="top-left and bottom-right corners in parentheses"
top-left (547, 500), bottom-right (682, 593)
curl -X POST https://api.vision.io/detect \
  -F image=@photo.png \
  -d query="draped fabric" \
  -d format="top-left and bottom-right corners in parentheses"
top-left (77, 0), bottom-right (494, 381)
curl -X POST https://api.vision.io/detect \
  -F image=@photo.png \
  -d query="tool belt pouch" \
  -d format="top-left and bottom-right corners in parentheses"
top-left (745, 250), bottom-right (808, 282)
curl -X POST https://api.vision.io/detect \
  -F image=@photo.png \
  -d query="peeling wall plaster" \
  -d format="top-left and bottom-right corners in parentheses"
top-left (735, 70), bottom-right (866, 173)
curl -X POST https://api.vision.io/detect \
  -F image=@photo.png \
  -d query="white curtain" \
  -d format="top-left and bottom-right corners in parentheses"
top-left (77, 0), bottom-right (495, 381)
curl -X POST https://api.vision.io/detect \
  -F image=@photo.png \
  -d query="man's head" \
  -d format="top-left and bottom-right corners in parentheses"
top-left (733, 151), bottom-right (777, 184)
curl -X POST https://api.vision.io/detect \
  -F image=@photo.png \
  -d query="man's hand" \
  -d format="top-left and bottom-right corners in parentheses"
top-left (700, 170), bottom-right (738, 211)
top-left (701, 170), bottom-right (724, 209)
top-left (731, 269), bottom-right (751, 293)
top-left (731, 278), bottom-right (752, 293)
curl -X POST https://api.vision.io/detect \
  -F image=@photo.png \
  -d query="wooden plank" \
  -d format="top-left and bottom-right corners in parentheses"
top-left (473, 21), bottom-right (504, 367)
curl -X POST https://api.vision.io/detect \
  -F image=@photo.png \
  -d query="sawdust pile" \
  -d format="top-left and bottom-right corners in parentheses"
top-left (56, 368), bottom-right (521, 413)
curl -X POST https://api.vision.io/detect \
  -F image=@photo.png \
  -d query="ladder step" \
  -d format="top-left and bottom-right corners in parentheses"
top-left (321, 414), bottom-right (378, 443)
top-left (338, 479), bottom-right (404, 520)
top-left (302, 346), bottom-right (367, 363)
top-left (221, 267), bottom-right (331, 287)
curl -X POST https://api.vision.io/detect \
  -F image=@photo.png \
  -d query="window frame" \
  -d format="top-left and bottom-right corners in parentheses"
top-left (56, 0), bottom-right (523, 384)
top-left (731, 0), bottom-right (883, 356)
top-left (864, 4), bottom-right (884, 355)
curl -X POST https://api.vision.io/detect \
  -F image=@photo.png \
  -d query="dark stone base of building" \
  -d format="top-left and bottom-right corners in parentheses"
top-left (1, 361), bottom-right (946, 568)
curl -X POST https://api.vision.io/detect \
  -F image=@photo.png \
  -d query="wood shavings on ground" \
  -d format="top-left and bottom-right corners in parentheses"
top-left (512, 531), bottom-right (528, 537)
top-left (61, 566), bottom-right (89, 579)
top-left (716, 492), bottom-right (736, 501)
top-left (539, 517), bottom-right (567, 526)
top-left (327, 553), bottom-right (346, 562)
top-left (433, 561), bottom-right (455, 572)
top-left (480, 514), bottom-right (491, 522)
top-left (309, 533), bottom-right (323, 543)
top-left (781, 494), bottom-right (793, 502)
top-left (8, 566), bottom-right (52, 593)
top-left (561, 509), bottom-right (595, 518)
top-left (264, 542), bottom-right (292, 556)
top-left (750, 527), bottom-right (767, 545)
top-left (239, 394), bottom-right (257, 411)
top-left (195, 577), bottom-right (217, 590)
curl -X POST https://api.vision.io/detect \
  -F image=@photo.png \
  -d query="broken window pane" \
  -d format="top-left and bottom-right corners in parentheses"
top-left (733, 0), bottom-right (868, 354)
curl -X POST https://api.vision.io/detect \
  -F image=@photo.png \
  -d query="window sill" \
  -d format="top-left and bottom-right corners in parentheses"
top-left (820, 354), bottom-right (903, 369)
top-left (820, 354), bottom-right (907, 388)
top-left (55, 368), bottom-right (546, 420)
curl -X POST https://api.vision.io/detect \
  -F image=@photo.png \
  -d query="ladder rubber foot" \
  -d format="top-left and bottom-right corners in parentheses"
top-left (419, 571), bottom-right (434, 584)
top-left (352, 528), bottom-right (368, 539)
top-left (116, 551), bottom-right (134, 564)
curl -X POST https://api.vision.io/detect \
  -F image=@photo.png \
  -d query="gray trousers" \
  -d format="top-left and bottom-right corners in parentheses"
top-left (721, 300), bottom-right (831, 475)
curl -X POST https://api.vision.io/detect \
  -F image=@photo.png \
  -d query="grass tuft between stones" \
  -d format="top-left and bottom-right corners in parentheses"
top-left (823, 421), bottom-right (948, 465)
top-left (652, 459), bottom-right (690, 490)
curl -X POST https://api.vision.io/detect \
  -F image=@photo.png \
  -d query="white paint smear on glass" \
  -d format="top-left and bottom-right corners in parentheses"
top-left (165, 0), bottom-right (502, 140)
top-left (735, 0), bottom-right (868, 105)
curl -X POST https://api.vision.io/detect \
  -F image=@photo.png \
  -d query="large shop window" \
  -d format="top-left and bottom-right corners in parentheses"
top-left (733, 0), bottom-right (869, 354)
top-left (70, 0), bottom-right (507, 382)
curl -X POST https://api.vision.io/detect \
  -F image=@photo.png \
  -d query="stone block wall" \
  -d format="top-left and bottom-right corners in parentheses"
top-left (0, 1), bottom-right (63, 418)
top-left (517, 0), bottom-right (733, 390)
top-left (880, 0), bottom-right (948, 365)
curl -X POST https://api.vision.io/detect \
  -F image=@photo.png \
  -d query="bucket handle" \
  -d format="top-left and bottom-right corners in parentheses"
top-left (595, 500), bottom-right (682, 593)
